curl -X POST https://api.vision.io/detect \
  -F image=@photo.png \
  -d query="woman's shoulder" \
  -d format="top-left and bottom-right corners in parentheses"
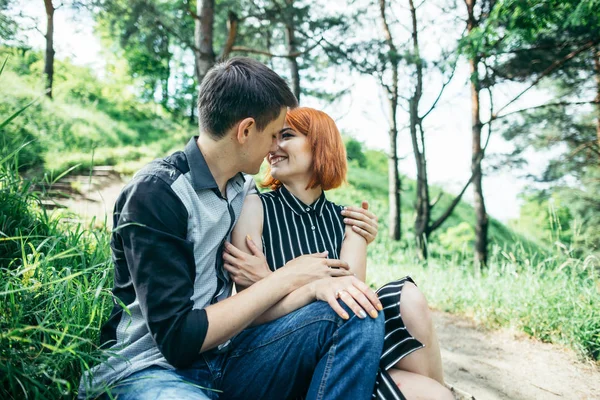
top-left (236, 194), bottom-right (264, 230)
top-left (243, 193), bottom-right (264, 210)
top-left (324, 198), bottom-right (344, 213)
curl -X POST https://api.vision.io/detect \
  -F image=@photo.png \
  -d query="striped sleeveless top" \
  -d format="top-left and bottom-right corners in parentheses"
top-left (259, 185), bottom-right (345, 269)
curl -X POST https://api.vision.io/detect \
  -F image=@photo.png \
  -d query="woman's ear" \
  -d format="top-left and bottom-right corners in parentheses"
top-left (236, 118), bottom-right (255, 144)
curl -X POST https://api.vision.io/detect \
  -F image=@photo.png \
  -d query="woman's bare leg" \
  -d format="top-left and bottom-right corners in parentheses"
top-left (388, 369), bottom-right (454, 400)
top-left (393, 282), bottom-right (445, 384)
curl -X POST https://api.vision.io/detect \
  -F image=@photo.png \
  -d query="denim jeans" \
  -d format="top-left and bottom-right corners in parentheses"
top-left (103, 301), bottom-right (385, 400)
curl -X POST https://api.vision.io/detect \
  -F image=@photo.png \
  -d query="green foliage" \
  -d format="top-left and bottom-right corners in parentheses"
top-left (438, 222), bottom-right (475, 254)
top-left (344, 137), bottom-right (367, 168)
top-left (0, 47), bottom-right (193, 173)
top-left (499, 103), bottom-right (599, 254)
top-left (0, 0), bottom-right (18, 41)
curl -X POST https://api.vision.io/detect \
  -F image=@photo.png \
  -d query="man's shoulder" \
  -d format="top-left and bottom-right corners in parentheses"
top-left (132, 150), bottom-right (188, 187)
top-left (115, 150), bottom-right (190, 211)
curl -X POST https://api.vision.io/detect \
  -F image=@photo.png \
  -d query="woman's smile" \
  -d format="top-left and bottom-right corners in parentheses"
top-left (269, 155), bottom-right (287, 166)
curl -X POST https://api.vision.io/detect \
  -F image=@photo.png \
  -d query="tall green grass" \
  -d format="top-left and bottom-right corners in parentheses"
top-left (0, 148), bottom-right (114, 399)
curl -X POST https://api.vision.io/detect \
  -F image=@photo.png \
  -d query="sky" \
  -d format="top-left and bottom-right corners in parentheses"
top-left (12, 0), bottom-right (554, 222)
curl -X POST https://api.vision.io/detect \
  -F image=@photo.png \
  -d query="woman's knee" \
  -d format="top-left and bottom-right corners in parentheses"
top-left (400, 283), bottom-right (433, 338)
top-left (389, 369), bottom-right (453, 400)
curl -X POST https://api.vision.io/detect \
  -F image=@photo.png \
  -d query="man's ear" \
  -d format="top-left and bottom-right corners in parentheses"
top-left (236, 118), bottom-right (255, 144)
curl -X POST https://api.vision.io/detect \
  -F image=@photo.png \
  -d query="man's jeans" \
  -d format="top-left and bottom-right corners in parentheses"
top-left (104, 301), bottom-right (385, 400)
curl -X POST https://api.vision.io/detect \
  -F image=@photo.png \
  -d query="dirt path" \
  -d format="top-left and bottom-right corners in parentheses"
top-left (56, 174), bottom-right (600, 400)
top-left (436, 311), bottom-right (600, 399)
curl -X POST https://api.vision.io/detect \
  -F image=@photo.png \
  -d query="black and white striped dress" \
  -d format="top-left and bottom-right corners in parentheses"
top-left (259, 186), bottom-right (424, 400)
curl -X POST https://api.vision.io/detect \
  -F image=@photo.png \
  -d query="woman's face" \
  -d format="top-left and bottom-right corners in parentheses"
top-left (267, 122), bottom-right (313, 184)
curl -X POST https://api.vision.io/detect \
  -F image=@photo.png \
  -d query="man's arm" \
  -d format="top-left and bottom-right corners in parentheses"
top-left (115, 175), bottom-right (206, 368)
top-left (116, 178), bottom-right (350, 367)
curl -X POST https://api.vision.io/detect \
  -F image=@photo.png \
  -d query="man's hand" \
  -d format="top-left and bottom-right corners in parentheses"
top-left (279, 252), bottom-right (352, 287)
top-left (223, 236), bottom-right (272, 288)
top-left (341, 201), bottom-right (379, 244)
top-left (310, 276), bottom-right (383, 320)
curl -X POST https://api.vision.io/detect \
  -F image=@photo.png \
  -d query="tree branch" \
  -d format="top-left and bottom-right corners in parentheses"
top-left (430, 192), bottom-right (443, 209)
top-left (484, 100), bottom-right (600, 124)
top-left (429, 173), bottom-right (473, 232)
top-left (184, 0), bottom-right (201, 20)
top-left (420, 59), bottom-right (458, 121)
top-left (231, 37), bottom-right (322, 59)
top-left (493, 39), bottom-right (600, 117)
top-left (219, 11), bottom-right (238, 61)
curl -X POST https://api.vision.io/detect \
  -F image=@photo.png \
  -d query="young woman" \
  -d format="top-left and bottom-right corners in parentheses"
top-left (224, 107), bottom-right (453, 400)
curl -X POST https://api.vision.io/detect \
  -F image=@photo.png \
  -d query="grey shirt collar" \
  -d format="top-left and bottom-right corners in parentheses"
top-left (184, 136), bottom-right (245, 194)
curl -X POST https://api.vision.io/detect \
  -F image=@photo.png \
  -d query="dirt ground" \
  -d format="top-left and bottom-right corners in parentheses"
top-left (436, 311), bottom-right (600, 400)
top-left (54, 174), bottom-right (600, 400)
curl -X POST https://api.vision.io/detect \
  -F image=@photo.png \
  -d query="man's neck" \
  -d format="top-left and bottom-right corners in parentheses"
top-left (283, 180), bottom-right (322, 206)
top-left (196, 134), bottom-right (239, 196)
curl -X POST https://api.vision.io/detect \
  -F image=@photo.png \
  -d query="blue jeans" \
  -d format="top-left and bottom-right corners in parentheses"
top-left (104, 301), bottom-right (385, 400)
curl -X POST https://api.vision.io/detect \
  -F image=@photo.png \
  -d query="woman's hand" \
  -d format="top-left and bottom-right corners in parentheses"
top-left (310, 276), bottom-right (383, 320)
top-left (223, 236), bottom-right (272, 288)
top-left (341, 201), bottom-right (379, 245)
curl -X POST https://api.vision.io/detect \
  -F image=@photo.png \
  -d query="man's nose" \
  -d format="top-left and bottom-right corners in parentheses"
top-left (269, 137), bottom-right (279, 153)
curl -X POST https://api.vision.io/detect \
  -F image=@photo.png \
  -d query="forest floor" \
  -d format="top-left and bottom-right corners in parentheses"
top-left (51, 172), bottom-right (600, 400)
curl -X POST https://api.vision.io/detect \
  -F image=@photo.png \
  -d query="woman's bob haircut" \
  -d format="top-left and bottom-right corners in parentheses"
top-left (262, 107), bottom-right (347, 191)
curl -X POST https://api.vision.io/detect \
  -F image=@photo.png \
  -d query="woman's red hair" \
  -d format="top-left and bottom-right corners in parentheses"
top-left (262, 107), bottom-right (347, 191)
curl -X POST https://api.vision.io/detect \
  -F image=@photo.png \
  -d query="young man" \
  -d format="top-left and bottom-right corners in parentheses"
top-left (79, 57), bottom-right (384, 400)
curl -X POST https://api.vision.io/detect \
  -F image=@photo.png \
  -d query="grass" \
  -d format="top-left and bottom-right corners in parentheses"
top-left (0, 149), bottom-right (114, 399)
top-left (368, 246), bottom-right (600, 361)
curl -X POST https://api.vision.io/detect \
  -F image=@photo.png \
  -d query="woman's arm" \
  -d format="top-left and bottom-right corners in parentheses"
top-left (339, 223), bottom-right (367, 281)
top-left (231, 194), bottom-right (264, 254)
top-left (227, 194), bottom-right (271, 291)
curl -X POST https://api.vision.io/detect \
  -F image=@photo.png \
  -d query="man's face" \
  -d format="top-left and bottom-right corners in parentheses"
top-left (243, 108), bottom-right (287, 175)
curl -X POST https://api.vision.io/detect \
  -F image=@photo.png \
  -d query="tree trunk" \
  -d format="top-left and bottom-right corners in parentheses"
top-left (466, 0), bottom-right (488, 272)
top-left (470, 58), bottom-right (489, 272)
top-left (190, 91), bottom-right (196, 124)
top-left (194, 0), bottom-right (216, 88)
top-left (407, 0), bottom-right (430, 258)
top-left (388, 98), bottom-right (401, 241)
top-left (162, 35), bottom-right (170, 109)
top-left (594, 46), bottom-right (600, 147)
top-left (285, 0), bottom-right (301, 101)
top-left (43, 0), bottom-right (55, 99)
top-left (379, 0), bottom-right (401, 241)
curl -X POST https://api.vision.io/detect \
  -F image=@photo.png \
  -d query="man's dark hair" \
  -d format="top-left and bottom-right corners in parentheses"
top-left (198, 57), bottom-right (298, 139)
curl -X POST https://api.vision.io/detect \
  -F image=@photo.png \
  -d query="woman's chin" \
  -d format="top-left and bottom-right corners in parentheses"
top-left (271, 171), bottom-right (287, 183)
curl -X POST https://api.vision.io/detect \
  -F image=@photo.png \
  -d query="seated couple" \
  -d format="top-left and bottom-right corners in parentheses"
top-left (79, 57), bottom-right (453, 400)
